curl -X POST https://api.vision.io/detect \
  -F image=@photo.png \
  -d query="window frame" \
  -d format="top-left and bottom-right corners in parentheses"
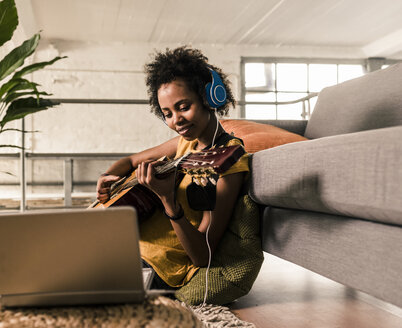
top-left (240, 57), bottom-right (400, 119)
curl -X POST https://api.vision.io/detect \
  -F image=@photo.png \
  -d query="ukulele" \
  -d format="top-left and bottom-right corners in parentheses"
top-left (89, 145), bottom-right (246, 221)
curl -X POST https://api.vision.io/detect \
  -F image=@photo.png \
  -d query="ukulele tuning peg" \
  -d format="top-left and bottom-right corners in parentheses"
top-left (200, 177), bottom-right (208, 187)
top-left (209, 177), bottom-right (217, 185)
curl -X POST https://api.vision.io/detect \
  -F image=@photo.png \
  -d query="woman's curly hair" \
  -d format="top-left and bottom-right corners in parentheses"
top-left (144, 46), bottom-right (235, 119)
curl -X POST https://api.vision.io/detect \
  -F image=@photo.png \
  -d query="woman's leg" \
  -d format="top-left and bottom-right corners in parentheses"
top-left (141, 259), bottom-right (177, 290)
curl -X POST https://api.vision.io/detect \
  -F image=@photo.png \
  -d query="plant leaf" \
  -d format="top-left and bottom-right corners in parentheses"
top-left (0, 78), bottom-right (40, 100)
top-left (0, 77), bottom-right (35, 99)
top-left (0, 33), bottom-right (40, 81)
top-left (4, 90), bottom-right (51, 104)
top-left (0, 127), bottom-right (39, 133)
top-left (0, 0), bottom-right (18, 47)
top-left (0, 144), bottom-right (23, 149)
top-left (13, 56), bottom-right (67, 79)
top-left (0, 97), bottom-right (59, 128)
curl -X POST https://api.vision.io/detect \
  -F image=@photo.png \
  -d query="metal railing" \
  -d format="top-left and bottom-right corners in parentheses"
top-left (2, 94), bottom-right (318, 211)
top-left (3, 152), bottom-right (132, 211)
top-left (242, 92), bottom-right (318, 119)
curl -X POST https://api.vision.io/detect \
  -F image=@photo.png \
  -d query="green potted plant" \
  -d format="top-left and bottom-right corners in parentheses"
top-left (0, 0), bottom-right (66, 150)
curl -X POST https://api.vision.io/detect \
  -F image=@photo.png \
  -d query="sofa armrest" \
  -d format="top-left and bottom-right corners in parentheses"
top-left (249, 126), bottom-right (402, 226)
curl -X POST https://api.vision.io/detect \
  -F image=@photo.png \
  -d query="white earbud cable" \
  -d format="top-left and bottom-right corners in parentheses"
top-left (201, 108), bottom-right (219, 308)
top-left (202, 214), bottom-right (212, 307)
top-left (211, 108), bottom-right (219, 148)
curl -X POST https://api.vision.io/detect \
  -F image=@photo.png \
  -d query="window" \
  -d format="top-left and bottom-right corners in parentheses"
top-left (242, 58), bottom-right (366, 120)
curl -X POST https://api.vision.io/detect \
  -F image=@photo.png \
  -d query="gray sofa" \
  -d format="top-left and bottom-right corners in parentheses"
top-left (248, 63), bottom-right (402, 308)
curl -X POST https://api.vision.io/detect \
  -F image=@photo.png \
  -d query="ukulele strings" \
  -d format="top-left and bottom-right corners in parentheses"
top-left (111, 154), bottom-right (221, 194)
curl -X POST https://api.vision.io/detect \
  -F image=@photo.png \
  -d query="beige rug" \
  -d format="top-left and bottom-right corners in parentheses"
top-left (187, 303), bottom-right (256, 328)
top-left (0, 296), bottom-right (255, 328)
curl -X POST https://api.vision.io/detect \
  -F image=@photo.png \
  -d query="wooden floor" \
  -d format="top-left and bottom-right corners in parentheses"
top-left (0, 196), bottom-right (93, 211)
top-left (230, 254), bottom-right (402, 328)
top-left (1, 198), bottom-right (401, 327)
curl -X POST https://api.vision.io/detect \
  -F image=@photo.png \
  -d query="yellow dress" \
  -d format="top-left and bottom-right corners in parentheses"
top-left (139, 136), bottom-right (249, 287)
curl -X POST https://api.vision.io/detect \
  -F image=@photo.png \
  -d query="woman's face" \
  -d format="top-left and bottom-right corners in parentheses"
top-left (158, 79), bottom-right (211, 141)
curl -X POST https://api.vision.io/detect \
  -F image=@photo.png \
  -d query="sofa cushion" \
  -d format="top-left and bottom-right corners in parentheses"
top-left (305, 63), bottom-right (402, 139)
top-left (249, 125), bottom-right (402, 226)
top-left (220, 119), bottom-right (308, 153)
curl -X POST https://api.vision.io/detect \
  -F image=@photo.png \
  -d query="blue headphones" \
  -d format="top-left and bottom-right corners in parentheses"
top-left (162, 67), bottom-right (227, 122)
top-left (205, 68), bottom-right (227, 109)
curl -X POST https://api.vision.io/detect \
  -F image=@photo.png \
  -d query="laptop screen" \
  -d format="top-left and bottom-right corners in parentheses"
top-left (0, 207), bottom-right (146, 307)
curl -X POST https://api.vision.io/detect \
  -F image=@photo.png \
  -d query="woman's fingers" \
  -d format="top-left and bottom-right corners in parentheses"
top-left (96, 174), bottom-right (121, 202)
top-left (97, 193), bottom-right (110, 203)
top-left (145, 161), bottom-right (156, 183)
top-left (136, 160), bottom-right (155, 185)
top-left (136, 162), bottom-right (144, 184)
top-left (136, 160), bottom-right (176, 200)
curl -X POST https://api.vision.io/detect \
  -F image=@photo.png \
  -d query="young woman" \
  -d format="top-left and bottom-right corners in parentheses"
top-left (96, 46), bottom-right (249, 290)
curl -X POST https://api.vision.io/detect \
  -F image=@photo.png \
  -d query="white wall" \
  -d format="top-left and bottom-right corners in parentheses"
top-left (30, 40), bottom-right (365, 151)
top-left (1, 40), bottom-right (364, 198)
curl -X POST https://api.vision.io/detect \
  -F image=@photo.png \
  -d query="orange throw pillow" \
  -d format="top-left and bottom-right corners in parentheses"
top-left (220, 119), bottom-right (308, 153)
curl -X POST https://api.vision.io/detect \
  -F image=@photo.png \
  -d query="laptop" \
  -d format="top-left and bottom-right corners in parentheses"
top-left (0, 206), bottom-right (154, 308)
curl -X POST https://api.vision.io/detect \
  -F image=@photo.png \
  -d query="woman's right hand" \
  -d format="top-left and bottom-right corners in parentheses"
top-left (96, 174), bottom-right (121, 203)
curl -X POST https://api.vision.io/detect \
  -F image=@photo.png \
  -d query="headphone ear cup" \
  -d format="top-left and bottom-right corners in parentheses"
top-left (205, 81), bottom-right (214, 106)
top-left (206, 69), bottom-right (227, 108)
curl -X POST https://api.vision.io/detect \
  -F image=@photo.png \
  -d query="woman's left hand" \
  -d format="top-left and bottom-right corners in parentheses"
top-left (135, 160), bottom-right (177, 201)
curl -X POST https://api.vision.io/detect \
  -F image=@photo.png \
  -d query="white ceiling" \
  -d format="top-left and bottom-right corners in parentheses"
top-left (15, 0), bottom-right (402, 58)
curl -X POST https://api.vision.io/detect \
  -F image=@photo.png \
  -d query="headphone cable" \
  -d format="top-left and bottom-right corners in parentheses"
top-left (200, 108), bottom-right (219, 308)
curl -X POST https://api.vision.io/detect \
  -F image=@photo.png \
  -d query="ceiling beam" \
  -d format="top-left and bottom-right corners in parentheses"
top-left (362, 28), bottom-right (402, 57)
top-left (236, 0), bottom-right (286, 44)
